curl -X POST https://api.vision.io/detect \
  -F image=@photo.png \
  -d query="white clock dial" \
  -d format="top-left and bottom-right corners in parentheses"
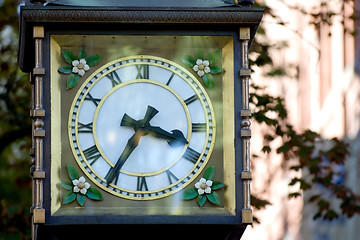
top-left (69, 55), bottom-right (215, 200)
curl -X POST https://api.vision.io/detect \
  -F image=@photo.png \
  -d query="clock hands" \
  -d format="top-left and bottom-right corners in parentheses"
top-left (105, 105), bottom-right (188, 185)
top-left (104, 106), bottom-right (158, 185)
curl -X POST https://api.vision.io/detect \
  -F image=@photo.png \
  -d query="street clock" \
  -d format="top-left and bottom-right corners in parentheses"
top-left (18, 0), bottom-right (263, 239)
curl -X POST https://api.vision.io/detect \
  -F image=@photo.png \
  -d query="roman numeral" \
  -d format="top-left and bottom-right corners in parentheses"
top-left (166, 170), bottom-right (179, 185)
top-left (136, 64), bottom-right (149, 79)
top-left (184, 94), bottom-right (198, 105)
top-left (105, 70), bottom-right (122, 87)
top-left (192, 123), bottom-right (207, 132)
top-left (84, 93), bottom-right (101, 107)
top-left (83, 145), bottom-right (101, 165)
top-left (78, 122), bottom-right (93, 133)
top-left (166, 72), bottom-right (175, 86)
top-left (183, 147), bottom-right (201, 164)
top-left (137, 176), bottom-right (148, 191)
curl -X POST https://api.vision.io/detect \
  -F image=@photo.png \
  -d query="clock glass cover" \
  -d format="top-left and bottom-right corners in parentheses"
top-left (50, 34), bottom-right (235, 216)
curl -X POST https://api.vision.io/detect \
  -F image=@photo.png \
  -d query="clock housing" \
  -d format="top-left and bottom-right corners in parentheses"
top-left (18, 2), bottom-right (263, 239)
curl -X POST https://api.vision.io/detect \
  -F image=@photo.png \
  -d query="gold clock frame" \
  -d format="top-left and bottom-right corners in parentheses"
top-left (30, 26), bottom-right (253, 225)
top-left (67, 55), bottom-right (216, 200)
top-left (50, 34), bottom-right (235, 213)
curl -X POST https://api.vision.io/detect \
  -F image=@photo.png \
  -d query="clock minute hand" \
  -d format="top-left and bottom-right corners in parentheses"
top-left (105, 130), bottom-right (143, 185)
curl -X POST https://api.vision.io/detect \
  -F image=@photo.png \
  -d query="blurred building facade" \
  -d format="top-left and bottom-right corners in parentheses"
top-left (242, 0), bottom-right (360, 239)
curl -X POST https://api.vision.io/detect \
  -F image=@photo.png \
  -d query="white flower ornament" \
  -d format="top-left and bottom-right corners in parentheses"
top-left (72, 58), bottom-right (90, 77)
top-left (195, 177), bottom-right (213, 195)
top-left (192, 59), bottom-right (211, 77)
top-left (72, 176), bottom-right (91, 195)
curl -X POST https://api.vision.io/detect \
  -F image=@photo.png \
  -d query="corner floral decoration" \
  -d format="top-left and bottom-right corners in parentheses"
top-left (181, 49), bottom-right (223, 89)
top-left (60, 164), bottom-right (103, 207)
top-left (58, 48), bottom-right (102, 89)
top-left (183, 165), bottom-right (225, 207)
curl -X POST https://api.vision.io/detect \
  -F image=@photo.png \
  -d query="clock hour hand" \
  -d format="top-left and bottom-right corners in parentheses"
top-left (120, 105), bottom-right (159, 130)
top-left (121, 113), bottom-right (141, 130)
top-left (144, 125), bottom-right (188, 147)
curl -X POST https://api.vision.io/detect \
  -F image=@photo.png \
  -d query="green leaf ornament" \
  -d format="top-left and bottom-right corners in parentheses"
top-left (180, 55), bottom-right (196, 67)
top-left (63, 191), bottom-right (77, 204)
top-left (58, 65), bottom-right (72, 74)
top-left (66, 164), bottom-right (79, 180)
top-left (197, 194), bottom-right (207, 207)
top-left (183, 165), bottom-right (225, 207)
top-left (210, 65), bottom-right (222, 74)
top-left (206, 191), bottom-right (221, 205)
top-left (86, 54), bottom-right (102, 66)
top-left (86, 188), bottom-right (103, 200)
top-left (195, 49), bottom-right (204, 60)
top-left (206, 49), bottom-right (221, 65)
top-left (211, 181), bottom-right (225, 190)
top-left (202, 73), bottom-right (215, 89)
top-left (60, 181), bottom-right (73, 190)
top-left (67, 73), bottom-right (79, 90)
top-left (61, 164), bottom-right (104, 206)
top-left (63, 49), bottom-right (77, 64)
top-left (77, 193), bottom-right (86, 207)
top-left (183, 188), bottom-right (198, 200)
top-left (204, 165), bottom-right (215, 180)
top-left (78, 48), bottom-right (87, 59)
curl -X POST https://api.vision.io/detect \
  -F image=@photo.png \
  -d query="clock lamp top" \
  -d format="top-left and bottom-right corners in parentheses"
top-left (30, 0), bottom-right (253, 8)
top-left (18, 0), bottom-right (263, 73)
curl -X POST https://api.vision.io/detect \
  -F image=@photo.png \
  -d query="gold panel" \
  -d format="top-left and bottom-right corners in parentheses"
top-left (33, 209), bottom-right (45, 224)
top-left (50, 35), bottom-right (235, 216)
top-left (222, 39), bottom-right (235, 214)
top-left (239, 27), bottom-right (250, 40)
top-left (33, 26), bottom-right (44, 39)
top-left (242, 209), bottom-right (253, 224)
top-left (50, 36), bottom-right (62, 215)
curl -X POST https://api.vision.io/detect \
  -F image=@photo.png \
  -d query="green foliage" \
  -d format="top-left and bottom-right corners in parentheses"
top-left (0, 1), bottom-right (32, 238)
top-left (249, 82), bottom-right (359, 221)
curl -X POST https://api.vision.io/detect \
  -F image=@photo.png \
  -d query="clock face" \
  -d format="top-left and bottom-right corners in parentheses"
top-left (68, 55), bottom-right (216, 200)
